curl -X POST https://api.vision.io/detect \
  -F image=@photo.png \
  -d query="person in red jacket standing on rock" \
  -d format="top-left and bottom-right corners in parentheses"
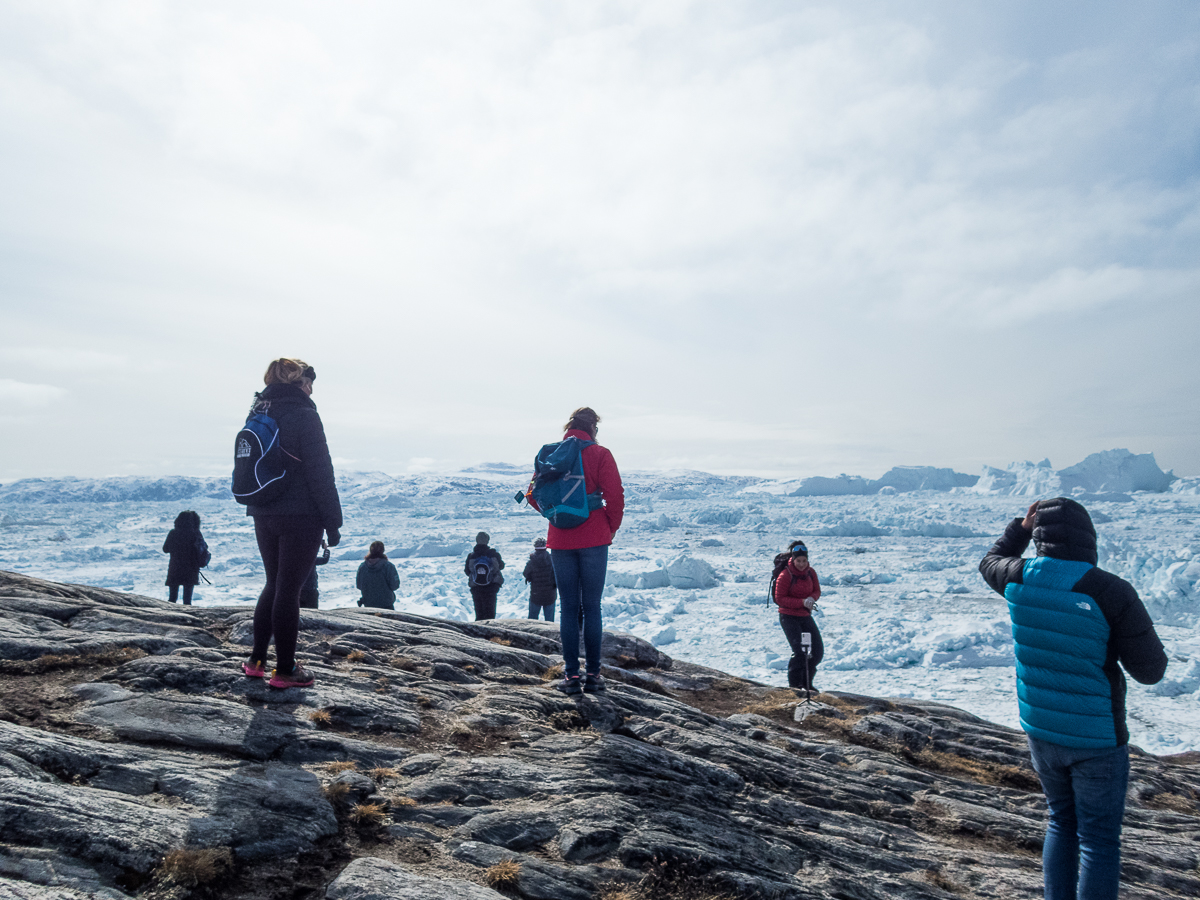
top-left (533, 407), bottom-right (624, 695)
top-left (774, 540), bottom-right (822, 692)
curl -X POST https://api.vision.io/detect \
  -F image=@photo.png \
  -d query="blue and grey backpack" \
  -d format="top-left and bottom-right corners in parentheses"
top-left (530, 436), bottom-right (604, 529)
top-left (232, 404), bottom-right (297, 505)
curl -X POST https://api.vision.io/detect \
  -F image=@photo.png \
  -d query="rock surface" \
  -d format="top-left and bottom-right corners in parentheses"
top-left (1, 569), bottom-right (1198, 900)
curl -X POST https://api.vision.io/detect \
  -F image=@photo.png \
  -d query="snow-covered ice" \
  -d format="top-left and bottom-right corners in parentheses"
top-left (2, 448), bottom-right (1198, 756)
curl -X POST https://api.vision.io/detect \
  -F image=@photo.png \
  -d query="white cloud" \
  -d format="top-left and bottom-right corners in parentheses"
top-left (0, 378), bottom-right (66, 408)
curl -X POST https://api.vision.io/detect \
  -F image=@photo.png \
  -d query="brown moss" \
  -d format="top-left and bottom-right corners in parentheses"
top-left (159, 847), bottom-right (233, 887)
top-left (369, 766), bottom-right (399, 781)
top-left (484, 858), bottom-right (521, 887)
top-left (389, 656), bottom-right (418, 671)
top-left (346, 650), bottom-right (367, 662)
top-left (0, 646), bottom-right (146, 675)
top-left (324, 761), bottom-right (358, 773)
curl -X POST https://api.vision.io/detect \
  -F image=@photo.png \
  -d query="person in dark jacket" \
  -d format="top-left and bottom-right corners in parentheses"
top-left (299, 540), bottom-right (331, 609)
top-left (523, 536), bottom-right (557, 621)
top-left (979, 497), bottom-right (1167, 900)
top-left (162, 510), bottom-right (205, 605)
top-left (773, 540), bottom-right (822, 691)
top-left (464, 532), bottom-right (504, 620)
top-left (357, 541), bottom-right (400, 609)
top-left (243, 358), bottom-right (342, 690)
top-left (527, 407), bottom-right (624, 695)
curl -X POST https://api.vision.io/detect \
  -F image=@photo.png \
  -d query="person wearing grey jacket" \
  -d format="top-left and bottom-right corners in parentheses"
top-left (357, 542), bottom-right (400, 610)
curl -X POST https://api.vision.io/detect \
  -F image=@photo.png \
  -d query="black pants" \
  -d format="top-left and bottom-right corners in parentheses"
top-left (470, 587), bottom-right (499, 621)
top-left (251, 515), bottom-right (323, 671)
top-left (299, 589), bottom-right (319, 609)
top-left (779, 614), bottom-right (823, 689)
top-left (168, 584), bottom-right (194, 605)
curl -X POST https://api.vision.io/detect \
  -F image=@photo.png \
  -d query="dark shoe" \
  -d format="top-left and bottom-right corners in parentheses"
top-left (557, 674), bottom-right (583, 696)
top-left (269, 664), bottom-right (315, 689)
top-left (243, 658), bottom-right (267, 678)
top-left (583, 673), bottom-right (606, 693)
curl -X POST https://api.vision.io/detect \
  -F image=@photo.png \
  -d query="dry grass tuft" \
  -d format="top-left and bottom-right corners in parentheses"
top-left (159, 847), bottom-right (233, 887)
top-left (389, 656), bottom-right (418, 671)
top-left (324, 760), bottom-right (358, 773)
top-left (348, 801), bottom-right (388, 826)
top-left (308, 709), bottom-right (333, 727)
top-left (322, 782), bottom-right (351, 800)
top-left (391, 795), bottom-right (418, 807)
top-left (739, 690), bottom-right (800, 720)
top-left (549, 710), bottom-right (591, 732)
top-left (0, 646), bottom-right (146, 675)
top-left (346, 649), bottom-right (367, 662)
top-left (1141, 790), bottom-right (1200, 814)
top-left (487, 636), bottom-right (513, 646)
top-left (484, 859), bottom-right (521, 887)
top-left (415, 695), bottom-right (436, 709)
top-left (922, 867), bottom-right (967, 894)
top-left (369, 766), bottom-right (399, 781)
top-left (543, 663), bottom-right (565, 681)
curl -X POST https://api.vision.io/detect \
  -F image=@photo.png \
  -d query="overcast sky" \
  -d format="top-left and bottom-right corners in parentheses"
top-left (1, 1), bottom-right (1197, 483)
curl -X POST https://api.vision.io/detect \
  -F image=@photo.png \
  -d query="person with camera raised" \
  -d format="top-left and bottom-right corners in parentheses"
top-left (980, 497), bottom-right (1166, 900)
top-left (773, 540), bottom-right (823, 692)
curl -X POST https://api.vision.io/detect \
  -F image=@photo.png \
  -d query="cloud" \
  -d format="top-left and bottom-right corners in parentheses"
top-left (0, 378), bottom-right (66, 408)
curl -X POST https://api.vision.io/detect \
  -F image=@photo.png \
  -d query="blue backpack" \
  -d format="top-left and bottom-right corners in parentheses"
top-left (530, 437), bottom-right (604, 529)
top-left (232, 410), bottom-right (295, 505)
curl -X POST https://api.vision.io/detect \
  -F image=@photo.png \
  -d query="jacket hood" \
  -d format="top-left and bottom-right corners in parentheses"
top-left (1033, 496), bottom-right (1098, 565)
top-left (254, 382), bottom-right (316, 413)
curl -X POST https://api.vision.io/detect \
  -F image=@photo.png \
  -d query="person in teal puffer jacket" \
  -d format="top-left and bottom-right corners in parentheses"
top-left (980, 497), bottom-right (1166, 900)
top-left (357, 541), bottom-right (400, 610)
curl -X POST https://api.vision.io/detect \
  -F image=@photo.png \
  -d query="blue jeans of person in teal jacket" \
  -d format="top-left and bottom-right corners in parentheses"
top-left (1028, 737), bottom-right (1130, 900)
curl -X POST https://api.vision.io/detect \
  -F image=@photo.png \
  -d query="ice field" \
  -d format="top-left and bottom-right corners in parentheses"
top-left (2, 449), bottom-right (1198, 755)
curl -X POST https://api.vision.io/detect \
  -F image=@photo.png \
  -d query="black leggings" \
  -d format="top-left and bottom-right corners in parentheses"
top-left (470, 587), bottom-right (499, 621)
top-left (779, 614), bottom-right (823, 689)
top-left (251, 515), bottom-right (324, 672)
top-left (168, 584), bottom-right (194, 605)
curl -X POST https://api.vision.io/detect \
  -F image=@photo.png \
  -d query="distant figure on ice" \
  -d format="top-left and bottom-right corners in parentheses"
top-left (980, 498), bottom-right (1166, 900)
top-left (162, 510), bottom-right (208, 605)
top-left (299, 540), bottom-right (331, 609)
top-left (237, 357), bottom-right (342, 690)
top-left (357, 541), bottom-right (399, 610)
top-left (523, 537), bottom-right (557, 621)
top-left (465, 531), bottom-right (504, 620)
top-left (771, 540), bottom-right (822, 691)
top-left (526, 406), bottom-right (624, 695)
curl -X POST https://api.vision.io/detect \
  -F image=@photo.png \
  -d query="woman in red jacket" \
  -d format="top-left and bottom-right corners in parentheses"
top-left (774, 540), bottom-right (822, 691)
top-left (536, 407), bottom-right (624, 695)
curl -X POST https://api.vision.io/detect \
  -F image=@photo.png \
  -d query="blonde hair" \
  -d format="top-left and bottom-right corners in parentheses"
top-left (564, 406), bottom-right (600, 436)
top-left (263, 358), bottom-right (312, 386)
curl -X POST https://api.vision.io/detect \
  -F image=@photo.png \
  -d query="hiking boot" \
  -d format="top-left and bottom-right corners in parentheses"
top-left (557, 674), bottom-right (583, 695)
top-left (242, 658), bottom-right (267, 678)
top-left (583, 673), bottom-right (606, 693)
top-left (269, 664), bottom-right (315, 689)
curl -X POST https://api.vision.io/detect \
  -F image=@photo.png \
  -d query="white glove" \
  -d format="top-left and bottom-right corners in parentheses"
top-left (803, 597), bottom-right (815, 610)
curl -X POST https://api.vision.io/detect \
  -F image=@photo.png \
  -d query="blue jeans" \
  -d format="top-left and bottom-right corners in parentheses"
top-left (1027, 737), bottom-right (1129, 900)
top-left (528, 599), bottom-right (556, 621)
top-left (551, 545), bottom-right (608, 676)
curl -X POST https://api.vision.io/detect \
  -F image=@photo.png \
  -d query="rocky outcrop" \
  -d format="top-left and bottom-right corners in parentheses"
top-left (1, 569), bottom-right (1198, 900)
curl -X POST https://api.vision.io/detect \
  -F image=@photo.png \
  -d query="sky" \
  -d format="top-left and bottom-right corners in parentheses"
top-left (1, 1), bottom-right (1198, 482)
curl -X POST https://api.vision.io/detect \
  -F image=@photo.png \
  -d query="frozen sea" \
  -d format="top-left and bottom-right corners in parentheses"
top-left (2, 451), bottom-right (1198, 756)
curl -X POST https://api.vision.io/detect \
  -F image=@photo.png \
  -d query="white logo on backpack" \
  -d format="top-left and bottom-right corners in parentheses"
top-left (236, 437), bottom-right (252, 459)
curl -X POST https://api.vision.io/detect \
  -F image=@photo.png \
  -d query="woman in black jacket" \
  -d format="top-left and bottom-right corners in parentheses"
top-left (523, 537), bottom-right (557, 621)
top-left (243, 358), bottom-right (343, 689)
top-left (162, 510), bottom-right (205, 605)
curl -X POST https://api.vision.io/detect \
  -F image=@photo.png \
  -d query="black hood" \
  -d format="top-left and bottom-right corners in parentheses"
top-left (1033, 497), bottom-right (1098, 565)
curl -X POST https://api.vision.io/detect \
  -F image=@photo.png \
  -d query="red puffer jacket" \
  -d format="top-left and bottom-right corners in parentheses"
top-left (774, 560), bottom-right (821, 617)
top-left (531, 429), bottom-right (625, 550)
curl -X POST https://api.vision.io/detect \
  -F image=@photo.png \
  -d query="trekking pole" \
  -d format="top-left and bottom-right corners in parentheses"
top-left (199, 572), bottom-right (212, 585)
top-left (800, 632), bottom-right (813, 705)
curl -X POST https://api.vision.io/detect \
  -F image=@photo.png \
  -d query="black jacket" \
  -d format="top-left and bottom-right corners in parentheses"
top-left (465, 544), bottom-right (504, 590)
top-left (162, 527), bottom-right (203, 586)
top-left (243, 383), bottom-right (343, 531)
top-left (523, 549), bottom-right (557, 605)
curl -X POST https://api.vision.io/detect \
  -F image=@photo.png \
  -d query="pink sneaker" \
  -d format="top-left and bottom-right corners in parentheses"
top-left (269, 664), bottom-right (315, 689)
top-left (243, 658), bottom-right (267, 678)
